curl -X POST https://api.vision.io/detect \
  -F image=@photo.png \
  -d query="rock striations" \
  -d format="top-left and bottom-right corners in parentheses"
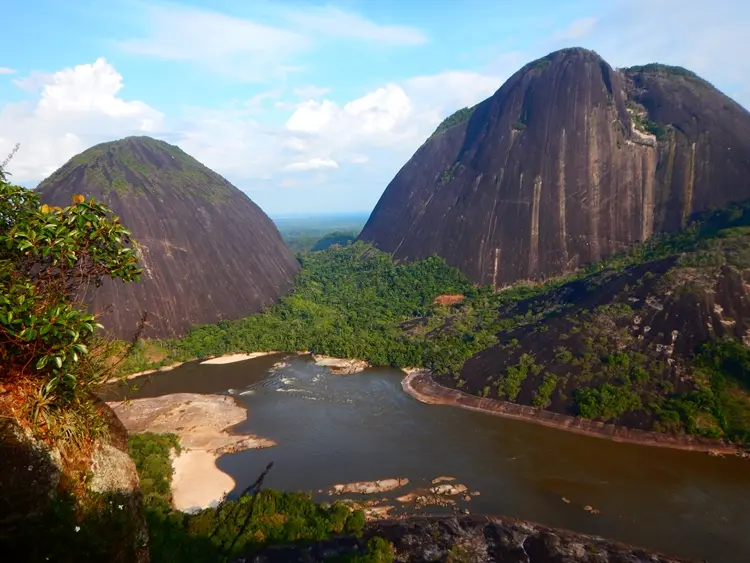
top-left (359, 47), bottom-right (750, 286)
top-left (36, 136), bottom-right (299, 339)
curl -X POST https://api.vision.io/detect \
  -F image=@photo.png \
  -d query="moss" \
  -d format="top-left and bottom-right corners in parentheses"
top-left (38, 136), bottom-right (237, 204)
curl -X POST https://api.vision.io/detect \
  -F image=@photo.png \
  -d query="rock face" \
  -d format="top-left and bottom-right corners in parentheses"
top-left (359, 48), bottom-right (750, 286)
top-left (36, 136), bottom-right (299, 339)
top-left (234, 515), bottom-right (693, 562)
top-left (0, 402), bottom-right (149, 563)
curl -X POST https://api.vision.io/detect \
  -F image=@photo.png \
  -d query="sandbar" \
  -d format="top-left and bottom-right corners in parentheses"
top-left (200, 351), bottom-right (279, 365)
top-left (108, 393), bottom-right (275, 512)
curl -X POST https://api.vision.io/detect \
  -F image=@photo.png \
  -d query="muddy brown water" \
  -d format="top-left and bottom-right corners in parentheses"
top-left (103, 353), bottom-right (750, 563)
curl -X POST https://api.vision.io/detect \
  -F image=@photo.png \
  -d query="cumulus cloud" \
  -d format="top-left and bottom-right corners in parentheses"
top-left (0, 59), bottom-right (163, 182)
top-left (0, 53), bottom-right (503, 193)
top-left (0, 67), bottom-right (16, 75)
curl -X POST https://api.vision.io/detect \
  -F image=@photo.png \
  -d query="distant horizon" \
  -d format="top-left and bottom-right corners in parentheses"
top-left (270, 210), bottom-right (372, 221)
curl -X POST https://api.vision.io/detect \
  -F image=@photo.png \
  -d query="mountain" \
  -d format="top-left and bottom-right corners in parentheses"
top-left (359, 47), bottom-right (750, 287)
top-left (36, 136), bottom-right (299, 339)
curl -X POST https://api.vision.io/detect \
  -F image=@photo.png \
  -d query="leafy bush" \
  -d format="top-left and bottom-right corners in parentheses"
top-left (0, 163), bottom-right (141, 443)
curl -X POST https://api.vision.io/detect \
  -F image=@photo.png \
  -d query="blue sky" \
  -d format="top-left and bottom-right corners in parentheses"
top-left (1, 0), bottom-right (748, 217)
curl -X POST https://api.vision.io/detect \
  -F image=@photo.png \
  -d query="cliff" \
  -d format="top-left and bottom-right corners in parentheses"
top-left (36, 136), bottom-right (299, 339)
top-left (359, 48), bottom-right (750, 286)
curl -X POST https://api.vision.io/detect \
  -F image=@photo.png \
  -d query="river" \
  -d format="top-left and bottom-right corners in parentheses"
top-left (105, 353), bottom-right (750, 563)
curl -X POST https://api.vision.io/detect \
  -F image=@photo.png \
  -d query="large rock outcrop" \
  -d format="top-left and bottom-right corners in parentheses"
top-left (234, 515), bottom-right (693, 562)
top-left (36, 136), bottom-right (299, 338)
top-left (359, 48), bottom-right (750, 286)
top-left (0, 401), bottom-right (149, 563)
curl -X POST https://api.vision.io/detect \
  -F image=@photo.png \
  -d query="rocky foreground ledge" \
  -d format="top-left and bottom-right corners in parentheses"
top-left (234, 515), bottom-right (693, 562)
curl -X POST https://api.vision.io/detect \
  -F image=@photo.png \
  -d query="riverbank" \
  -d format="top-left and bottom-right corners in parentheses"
top-left (108, 393), bottom-right (275, 512)
top-left (105, 361), bottom-right (186, 384)
top-left (401, 369), bottom-right (745, 456)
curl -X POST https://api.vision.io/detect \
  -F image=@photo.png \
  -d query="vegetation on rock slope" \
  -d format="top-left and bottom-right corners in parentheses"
top-left (1, 159), bottom-right (149, 562)
top-left (40, 136), bottom-right (238, 203)
top-left (430, 202), bottom-right (750, 445)
top-left (429, 106), bottom-right (476, 139)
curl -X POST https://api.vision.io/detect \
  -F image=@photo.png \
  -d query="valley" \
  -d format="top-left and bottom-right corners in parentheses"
top-left (3, 38), bottom-right (750, 563)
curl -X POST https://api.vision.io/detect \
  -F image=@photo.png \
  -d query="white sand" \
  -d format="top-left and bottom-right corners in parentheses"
top-left (171, 450), bottom-right (236, 512)
top-left (109, 393), bottom-right (276, 512)
top-left (200, 351), bottom-right (278, 365)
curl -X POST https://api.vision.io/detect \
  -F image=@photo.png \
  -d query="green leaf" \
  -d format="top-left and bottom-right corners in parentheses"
top-left (44, 378), bottom-right (58, 395)
top-left (53, 356), bottom-right (62, 369)
top-left (36, 356), bottom-right (49, 370)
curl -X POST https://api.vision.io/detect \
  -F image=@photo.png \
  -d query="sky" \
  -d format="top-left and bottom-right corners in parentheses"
top-left (1, 0), bottom-right (748, 217)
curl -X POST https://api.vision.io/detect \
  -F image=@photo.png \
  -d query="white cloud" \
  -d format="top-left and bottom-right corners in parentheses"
top-left (286, 99), bottom-right (339, 134)
top-left (285, 158), bottom-right (339, 172)
top-left (553, 17), bottom-right (597, 40)
top-left (0, 58), bottom-right (505, 201)
top-left (0, 67), bottom-right (16, 75)
top-left (118, 3), bottom-right (426, 81)
top-left (404, 71), bottom-right (501, 112)
top-left (281, 6), bottom-right (427, 46)
top-left (12, 71), bottom-right (53, 93)
top-left (119, 4), bottom-right (310, 81)
top-left (0, 59), bottom-right (163, 182)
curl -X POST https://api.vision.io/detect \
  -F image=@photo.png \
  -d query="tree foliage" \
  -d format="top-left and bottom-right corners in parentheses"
top-left (0, 162), bottom-right (141, 436)
top-left (146, 242), bottom-right (471, 369)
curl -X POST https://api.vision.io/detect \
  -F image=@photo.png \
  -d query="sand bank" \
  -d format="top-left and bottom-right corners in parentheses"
top-left (108, 393), bottom-right (275, 512)
top-left (200, 351), bottom-right (279, 365)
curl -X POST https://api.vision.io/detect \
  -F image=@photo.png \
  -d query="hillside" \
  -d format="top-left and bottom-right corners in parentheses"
top-left (359, 47), bottom-right (750, 287)
top-left (417, 202), bottom-right (750, 445)
top-left (36, 136), bottom-right (299, 339)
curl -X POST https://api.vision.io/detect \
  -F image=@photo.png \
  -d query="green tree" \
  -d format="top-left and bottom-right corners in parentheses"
top-left (0, 156), bottom-right (141, 439)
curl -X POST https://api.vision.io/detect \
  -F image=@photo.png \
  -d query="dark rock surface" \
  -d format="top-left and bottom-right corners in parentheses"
top-left (235, 515), bottom-right (693, 562)
top-left (0, 400), bottom-right (149, 563)
top-left (36, 136), bottom-right (299, 339)
top-left (359, 48), bottom-right (750, 286)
